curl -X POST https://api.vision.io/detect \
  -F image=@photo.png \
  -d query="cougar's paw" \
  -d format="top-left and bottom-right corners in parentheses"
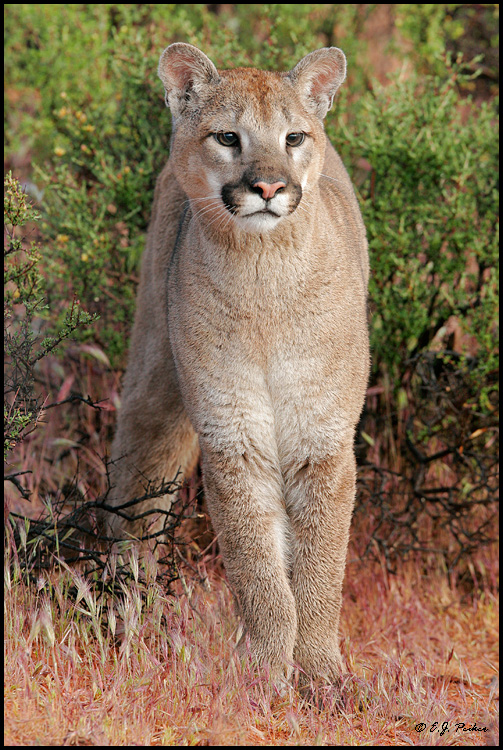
top-left (235, 628), bottom-right (294, 692)
top-left (295, 670), bottom-right (369, 713)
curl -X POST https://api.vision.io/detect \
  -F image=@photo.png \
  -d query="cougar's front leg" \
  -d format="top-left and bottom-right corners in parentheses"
top-left (288, 445), bottom-right (357, 684)
top-left (201, 448), bottom-right (297, 680)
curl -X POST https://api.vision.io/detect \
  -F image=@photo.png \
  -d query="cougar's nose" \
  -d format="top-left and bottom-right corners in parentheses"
top-left (251, 180), bottom-right (287, 200)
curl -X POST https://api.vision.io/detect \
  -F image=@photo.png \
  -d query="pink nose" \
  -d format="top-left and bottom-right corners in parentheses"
top-left (252, 180), bottom-right (286, 200)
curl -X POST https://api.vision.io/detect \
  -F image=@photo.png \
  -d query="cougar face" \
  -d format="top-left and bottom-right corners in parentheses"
top-left (167, 67), bottom-right (326, 234)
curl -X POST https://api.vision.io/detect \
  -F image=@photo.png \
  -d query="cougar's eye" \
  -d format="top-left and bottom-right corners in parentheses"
top-left (214, 132), bottom-right (240, 147)
top-left (286, 132), bottom-right (305, 147)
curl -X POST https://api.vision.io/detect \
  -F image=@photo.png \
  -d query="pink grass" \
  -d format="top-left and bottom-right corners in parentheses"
top-left (4, 350), bottom-right (499, 745)
top-left (4, 538), bottom-right (498, 745)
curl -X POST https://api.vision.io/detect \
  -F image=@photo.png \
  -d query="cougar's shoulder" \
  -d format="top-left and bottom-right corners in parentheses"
top-left (143, 161), bottom-right (187, 300)
top-left (320, 136), bottom-right (369, 291)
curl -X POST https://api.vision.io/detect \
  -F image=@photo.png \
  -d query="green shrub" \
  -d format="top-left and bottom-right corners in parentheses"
top-left (4, 173), bottom-right (96, 462)
top-left (333, 57), bottom-right (498, 413)
top-left (393, 4), bottom-right (499, 87)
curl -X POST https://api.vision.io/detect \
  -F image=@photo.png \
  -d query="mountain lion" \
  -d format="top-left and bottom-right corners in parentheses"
top-left (105, 43), bottom-right (370, 686)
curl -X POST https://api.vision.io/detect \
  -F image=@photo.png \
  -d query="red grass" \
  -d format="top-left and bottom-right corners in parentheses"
top-left (4, 545), bottom-right (498, 745)
top-left (4, 350), bottom-right (499, 746)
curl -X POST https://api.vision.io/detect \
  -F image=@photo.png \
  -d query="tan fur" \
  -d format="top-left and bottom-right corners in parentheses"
top-left (105, 43), bottom-right (370, 685)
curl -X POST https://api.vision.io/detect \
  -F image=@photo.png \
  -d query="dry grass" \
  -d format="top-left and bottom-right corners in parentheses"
top-left (4, 534), bottom-right (498, 746)
top-left (4, 351), bottom-right (499, 746)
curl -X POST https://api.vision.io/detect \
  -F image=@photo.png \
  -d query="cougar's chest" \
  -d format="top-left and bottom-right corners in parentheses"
top-left (169, 265), bottom-right (350, 460)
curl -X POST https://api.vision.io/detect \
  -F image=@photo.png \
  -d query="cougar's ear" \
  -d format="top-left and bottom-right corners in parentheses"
top-left (286, 47), bottom-right (346, 119)
top-left (158, 43), bottom-right (220, 119)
